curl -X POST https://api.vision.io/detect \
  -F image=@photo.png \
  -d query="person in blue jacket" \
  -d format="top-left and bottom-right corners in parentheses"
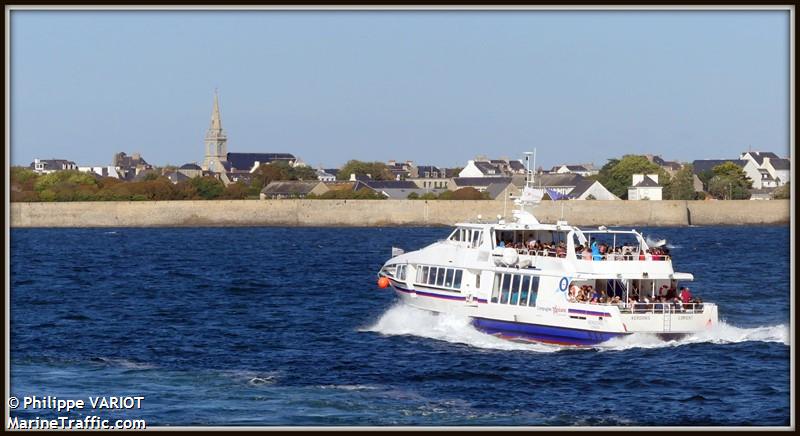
top-left (591, 241), bottom-right (602, 261)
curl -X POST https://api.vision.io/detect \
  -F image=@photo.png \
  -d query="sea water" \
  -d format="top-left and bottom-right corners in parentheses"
top-left (9, 226), bottom-right (790, 426)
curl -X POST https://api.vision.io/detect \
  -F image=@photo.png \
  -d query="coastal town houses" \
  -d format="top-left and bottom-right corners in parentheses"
top-left (692, 151), bottom-right (790, 198)
top-left (260, 180), bottom-right (329, 199)
top-left (200, 91), bottom-right (303, 185)
top-left (30, 158), bottom-right (78, 174)
top-left (531, 173), bottom-right (619, 201)
top-left (112, 152), bottom-right (152, 180)
top-left (627, 174), bottom-right (663, 200)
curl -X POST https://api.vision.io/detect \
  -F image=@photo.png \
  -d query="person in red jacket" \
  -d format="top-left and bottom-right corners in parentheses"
top-left (680, 287), bottom-right (693, 304)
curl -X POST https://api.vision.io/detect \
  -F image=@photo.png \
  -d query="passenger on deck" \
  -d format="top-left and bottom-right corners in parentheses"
top-left (591, 241), bottom-right (602, 261)
top-left (497, 240), bottom-right (505, 248)
top-left (680, 287), bottom-right (692, 304)
top-left (582, 247), bottom-right (592, 260)
top-left (568, 284), bottom-right (579, 302)
top-left (665, 285), bottom-right (677, 300)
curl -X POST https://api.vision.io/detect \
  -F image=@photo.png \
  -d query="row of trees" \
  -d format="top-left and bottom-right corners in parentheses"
top-left (592, 155), bottom-right (755, 200)
top-left (10, 168), bottom-right (248, 202)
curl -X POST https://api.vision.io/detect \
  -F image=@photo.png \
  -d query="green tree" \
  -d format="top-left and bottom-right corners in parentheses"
top-left (221, 181), bottom-right (249, 199)
top-left (707, 162), bottom-right (752, 200)
top-left (665, 164), bottom-right (696, 200)
top-left (336, 160), bottom-right (393, 181)
top-left (595, 155), bottom-right (669, 199)
top-left (189, 176), bottom-right (225, 200)
top-left (407, 192), bottom-right (420, 199)
top-left (772, 182), bottom-right (790, 199)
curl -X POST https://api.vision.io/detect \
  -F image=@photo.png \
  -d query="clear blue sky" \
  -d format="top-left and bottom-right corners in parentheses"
top-left (10, 9), bottom-right (790, 169)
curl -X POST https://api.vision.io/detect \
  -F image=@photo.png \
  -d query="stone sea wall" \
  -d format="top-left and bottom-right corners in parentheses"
top-left (9, 199), bottom-right (790, 228)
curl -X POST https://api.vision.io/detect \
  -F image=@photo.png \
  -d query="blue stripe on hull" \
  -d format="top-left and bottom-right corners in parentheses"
top-left (472, 317), bottom-right (628, 346)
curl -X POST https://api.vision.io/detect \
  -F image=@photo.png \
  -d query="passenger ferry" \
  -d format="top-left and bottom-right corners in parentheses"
top-left (377, 153), bottom-right (718, 346)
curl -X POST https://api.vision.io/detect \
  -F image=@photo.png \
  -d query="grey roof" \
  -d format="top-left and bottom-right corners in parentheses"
top-left (744, 151), bottom-right (780, 166)
top-left (570, 179), bottom-right (597, 197)
top-left (770, 158), bottom-right (790, 170)
top-left (354, 180), bottom-right (418, 190)
top-left (507, 160), bottom-right (525, 171)
top-left (261, 180), bottom-right (322, 195)
top-left (474, 161), bottom-right (502, 175)
top-left (179, 163), bottom-right (202, 170)
top-left (692, 159), bottom-right (748, 174)
top-left (566, 165), bottom-right (589, 172)
top-left (324, 168), bottom-right (340, 176)
top-left (453, 177), bottom-right (513, 187)
top-left (485, 182), bottom-right (514, 199)
top-left (227, 153), bottom-right (296, 171)
top-left (631, 176), bottom-right (661, 187)
top-left (530, 173), bottom-right (584, 187)
top-left (165, 171), bottom-right (190, 183)
top-left (380, 188), bottom-right (436, 199)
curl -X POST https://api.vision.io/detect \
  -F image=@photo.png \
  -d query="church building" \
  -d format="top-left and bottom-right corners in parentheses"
top-left (201, 91), bottom-right (302, 185)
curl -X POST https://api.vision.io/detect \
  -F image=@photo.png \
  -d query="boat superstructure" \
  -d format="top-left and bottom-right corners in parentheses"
top-left (377, 152), bottom-right (718, 346)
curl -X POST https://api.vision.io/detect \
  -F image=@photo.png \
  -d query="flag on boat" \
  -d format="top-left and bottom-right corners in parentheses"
top-left (545, 188), bottom-right (571, 201)
top-left (391, 247), bottom-right (405, 257)
top-left (520, 186), bottom-right (544, 204)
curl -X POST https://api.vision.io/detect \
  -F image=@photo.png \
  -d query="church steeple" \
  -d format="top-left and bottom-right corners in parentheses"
top-left (208, 90), bottom-right (224, 134)
top-left (203, 89), bottom-right (228, 171)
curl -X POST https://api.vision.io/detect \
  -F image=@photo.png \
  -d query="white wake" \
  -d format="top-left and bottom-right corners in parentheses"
top-left (364, 304), bottom-right (789, 352)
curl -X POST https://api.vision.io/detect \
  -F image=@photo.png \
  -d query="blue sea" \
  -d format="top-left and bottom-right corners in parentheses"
top-left (10, 226), bottom-right (791, 427)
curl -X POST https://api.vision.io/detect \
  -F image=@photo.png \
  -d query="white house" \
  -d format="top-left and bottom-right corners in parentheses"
top-left (762, 157), bottom-right (791, 186)
top-left (458, 160), bottom-right (505, 177)
top-left (628, 174), bottom-right (663, 200)
top-left (78, 166), bottom-right (122, 179)
top-left (30, 158), bottom-right (78, 174)
top-left (739, 151), bottom-right (790, 187)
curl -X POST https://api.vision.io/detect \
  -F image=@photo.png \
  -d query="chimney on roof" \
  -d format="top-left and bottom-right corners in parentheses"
top-left (763, 157), bottom-right (771, 167)
top-left (349, 173), bottom-right (356, 182)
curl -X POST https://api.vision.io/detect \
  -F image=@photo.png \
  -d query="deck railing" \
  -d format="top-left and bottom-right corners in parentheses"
top-left (512, 248), bottom-right (671, 261)
top-left (617, 302), bottom-right (703, 314)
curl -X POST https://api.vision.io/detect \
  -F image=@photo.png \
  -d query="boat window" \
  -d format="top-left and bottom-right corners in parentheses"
top-left (396, 265), bottom-right (406, 280)
top-left (510, 275), bottom-right (521, 305)
top-left (436, 268), bottom-right (446, 286)
top-left (500, 274), bottom-right (511, 304)
top-left (492, 274), bottom-right (500, 303)
top-left (413, 265), bottom-right (464, 291)
top-left (520, 275), bottom-right (530, 306)
top-left (449, 228), bottom-right (462, 242)
top-left (492, 273), bottom-right (541, 306)
top-left (528, 276), bottom-right (540, 306)
top-left (471, 230), bottom-right (483, 248)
